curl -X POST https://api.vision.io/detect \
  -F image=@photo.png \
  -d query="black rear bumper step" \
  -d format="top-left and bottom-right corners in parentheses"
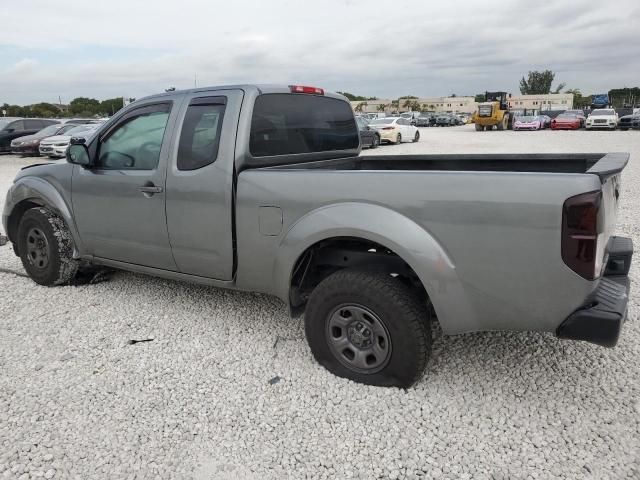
top-left (557, 275), bottom-right (630, 348)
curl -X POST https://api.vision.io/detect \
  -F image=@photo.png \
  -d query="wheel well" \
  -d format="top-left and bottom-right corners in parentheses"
top-left (289, 236), bottom-right (431, 316)
top-left (6, 200), bottom-right (41, 250)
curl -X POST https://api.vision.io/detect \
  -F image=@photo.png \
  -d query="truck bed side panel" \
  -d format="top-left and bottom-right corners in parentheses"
top-left (235, 169), bottom-right (603, 334)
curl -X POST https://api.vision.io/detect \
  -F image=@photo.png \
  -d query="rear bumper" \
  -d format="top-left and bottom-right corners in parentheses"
top-left (556, 236), bottom-right (633, 347)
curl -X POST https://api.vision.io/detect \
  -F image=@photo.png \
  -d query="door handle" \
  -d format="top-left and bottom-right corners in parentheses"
top-left (139, 184), bottom-right (163, 195)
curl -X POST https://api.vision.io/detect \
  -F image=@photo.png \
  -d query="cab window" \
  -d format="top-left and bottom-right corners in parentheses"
top-left (177, 97), bottom-right (226, 171)
top-left (97, 103), bottom-right (170, 170)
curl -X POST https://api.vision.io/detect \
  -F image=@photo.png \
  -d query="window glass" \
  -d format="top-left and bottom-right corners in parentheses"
top-left (250, 94), bottom-right (358, 157)
top-left (98, 106), bottom-right (170, 170)
top-left (177, 103), bottom-right (225, 171)
top-left (9, 120), bottom-right (24, 131)
top-left (24, 120), bottom-right (43, 129)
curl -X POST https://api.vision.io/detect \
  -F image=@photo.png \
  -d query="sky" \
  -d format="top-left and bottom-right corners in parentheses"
top-left (1, 0), bottom-right (639, 105)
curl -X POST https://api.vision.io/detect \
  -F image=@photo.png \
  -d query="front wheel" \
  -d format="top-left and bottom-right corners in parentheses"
top-left (305, 268), bottom-right (432, 387)
top-left (413, 130), bottom-right (420, 142)
top-left (371, 134), bottom-right (380, 148)
top-left (17, 207), bottom-right (78, 286)
top-left (395, 133), bottom-right (402, 144)
top-left (475, 124), bottom-right (484, 131)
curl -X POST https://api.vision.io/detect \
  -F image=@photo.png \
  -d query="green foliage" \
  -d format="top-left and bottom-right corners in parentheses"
top-left (474, 93), bottom-right (486, 103)
top-left (337, 92), bottom-right (377, 101)
top-left (608, 87), bottom-right (640, 107)
top-left (519, 70), bottom-right (564, 95)
top-left (398, 95), bottom-right (418, 99)
top-left (69, 97), bottom-right (101, 115)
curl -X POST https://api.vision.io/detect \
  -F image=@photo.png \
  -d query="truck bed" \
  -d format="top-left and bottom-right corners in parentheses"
top-left (267, 153), bottom-right (628, 180)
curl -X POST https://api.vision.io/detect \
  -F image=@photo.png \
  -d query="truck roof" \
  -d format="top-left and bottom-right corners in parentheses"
top-left (136, 84), bottom-right (348, 103)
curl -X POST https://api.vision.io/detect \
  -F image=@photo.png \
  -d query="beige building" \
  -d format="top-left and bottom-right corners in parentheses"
top-left (352, 93), bottom-right (573, 115)
top-left (508, 93), bottom-right (573, 111)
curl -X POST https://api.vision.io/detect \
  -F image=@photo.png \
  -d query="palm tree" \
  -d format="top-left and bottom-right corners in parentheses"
top-left (377, 104), bottom-right (387, 112)
top-left (354, 103), bottom-right (363, 113)
top-left (402, 99), bottom-right (412, 110)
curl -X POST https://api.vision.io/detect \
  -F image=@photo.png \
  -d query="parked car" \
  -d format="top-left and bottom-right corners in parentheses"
top-left (435, 113), bottom-right (459, 127)
top-left (1, 84), bottom-right (632, 388)
top-left (513, 116), bottom-right (543, 131)
top-left (564, 110), bottom-right (586, 127)
top-left (11, 123), bottom-right (80, 156)
top-left (538, 115), bottom-right (552, 129)
top-left (618, 112), bottom-right (640, 131)
top-left (415, 113), bottom-right (435, 127)
top-left (400, 112), bottom-right (421, 125)
top-left (62, 118), bottom-right (106, 125)
top-left (0, 118), bottom-right (59, 153)
top-left (355, 116), bottom-right (380, 149)
top-left (586, 109), bottom-right (618, 130)
top-left (369, 117), bottom-right (420, 144)
top-left (551, 113), bottom-right (582, 130)
top-left (38, 124), bottom-right (100, 158)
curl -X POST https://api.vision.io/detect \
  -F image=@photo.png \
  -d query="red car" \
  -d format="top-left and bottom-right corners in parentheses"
top-left (551, 113), bottom-right (581, 130)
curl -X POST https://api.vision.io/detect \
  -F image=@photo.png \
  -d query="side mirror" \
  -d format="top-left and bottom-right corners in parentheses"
top-left (67, 143), bottom-right (91, 166)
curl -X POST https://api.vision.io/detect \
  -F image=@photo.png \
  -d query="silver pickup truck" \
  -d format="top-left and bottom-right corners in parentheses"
top-left (1, 85), bottom-right (633, 387)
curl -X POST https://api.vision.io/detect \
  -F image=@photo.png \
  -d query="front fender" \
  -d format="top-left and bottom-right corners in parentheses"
top-left (4, 176), bottom-right (84, 255)
top-left (272, 202), bottom-right (475, 334)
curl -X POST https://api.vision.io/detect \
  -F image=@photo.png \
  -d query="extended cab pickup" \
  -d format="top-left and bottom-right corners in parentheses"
top-left (1, 85), bottom-right (633, 387)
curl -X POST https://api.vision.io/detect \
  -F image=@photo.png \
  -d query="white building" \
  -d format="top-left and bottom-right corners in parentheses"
top-left (351, 93), bottom-right (573, 115)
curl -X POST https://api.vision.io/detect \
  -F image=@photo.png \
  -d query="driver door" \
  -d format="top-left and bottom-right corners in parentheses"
top-left (71, 101), bottom-right (179, 270)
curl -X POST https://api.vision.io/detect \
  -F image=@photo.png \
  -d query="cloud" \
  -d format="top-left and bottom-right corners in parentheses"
top-left (0, 0), bottom-right (638, 104)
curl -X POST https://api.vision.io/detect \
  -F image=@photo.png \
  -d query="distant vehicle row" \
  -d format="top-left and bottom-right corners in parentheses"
top-left (0, 117), bottom-right (106, 157)
top-left (513, 109), bottom-right (640, 131)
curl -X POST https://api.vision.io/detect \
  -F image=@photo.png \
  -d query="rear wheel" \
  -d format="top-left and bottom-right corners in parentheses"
top-left (475, 124), bottom-right (484, 131)
top-left (413, 131), bottom-right (420, 142)
top-left (17, 207), bottom-right (78, 286)
top-left (305, 268), bottom-right (432, 387)
top-left (371, 134), bottom-right (380, 148)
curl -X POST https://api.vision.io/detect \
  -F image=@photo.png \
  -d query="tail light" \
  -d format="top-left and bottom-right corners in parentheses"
top-left (561, 191), bottom-right (602, 280)
top-left (289, 85), bottom-right (324, 95)
top-left (382, 126), bottom-right (394, 130)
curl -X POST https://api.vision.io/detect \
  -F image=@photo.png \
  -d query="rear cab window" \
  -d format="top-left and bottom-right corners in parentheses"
top-left (249, 93), bottom-right (358, 159)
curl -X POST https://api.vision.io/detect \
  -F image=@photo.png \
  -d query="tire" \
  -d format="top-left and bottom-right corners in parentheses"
top-left (395, 134), bottom-right (402, 144)
top-left (305, 268), bottom-right (432, 387)
top-left (496, 115), bottom-right (507, 131)
top-left (413, 130), bottom-right (420, 142)
top-left (371, 134), bottom-right (380, 149)
top-left (17, 207), bottom-right (78, 286)
top-left (475, 124), bottom-right (484, 131)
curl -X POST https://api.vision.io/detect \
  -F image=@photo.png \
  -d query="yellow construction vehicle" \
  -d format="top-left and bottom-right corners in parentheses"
top-left (472, 91), bottom-right (511, 131)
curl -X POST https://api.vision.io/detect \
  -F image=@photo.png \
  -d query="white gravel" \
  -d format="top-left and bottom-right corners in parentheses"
top-left (1, 126), bottom-right (639, 479)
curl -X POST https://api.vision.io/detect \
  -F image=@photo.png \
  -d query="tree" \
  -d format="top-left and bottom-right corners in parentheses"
top-left (398, 95), bottom-right (418, 99)
top-left (336, 92), bottom-right (377, 101)
top-left (29, 102), bottom-right (60, 118)
top-left (519, 70), bottom-right (564, 95)
top-left (377, 104), bottom-right (387, 112)
top-left (69, 97), bottom-right (100, 115)
top-left (99, 97), bottom-right (125, 116)
top-left (354, 103), bottom-right (363, 112)
top-left (402, 99), bottom-right (412, 110)
top-left (360, 102), bottom-right (368, 112)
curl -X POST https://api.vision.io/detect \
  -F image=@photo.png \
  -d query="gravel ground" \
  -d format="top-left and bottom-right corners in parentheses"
top-left (1, 126), bottom-right (639, 479)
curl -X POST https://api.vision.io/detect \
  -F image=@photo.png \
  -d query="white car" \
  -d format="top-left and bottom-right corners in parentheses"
top-left (585, 109), bottom-right (618, 130)
top-left (369, 117), bottom-right (420, 144)
top-left (39, 124), bottom-right (101, 158)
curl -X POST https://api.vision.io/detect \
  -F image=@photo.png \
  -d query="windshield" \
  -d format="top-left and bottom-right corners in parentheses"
top-left (0, 119), bottom-right (13, 129)
top-left (516, 116), bottom-right (535, 122)
top-left (66, 125), bottom-right (97, 136)
top-left (557, 114), bottom-right (577, 119)
top-left (37, 124), bottom-right (64, 136)
top-left (371, 118), bottom-right (395, 124)
top-left (590, 110), bottom-right (615, 116)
